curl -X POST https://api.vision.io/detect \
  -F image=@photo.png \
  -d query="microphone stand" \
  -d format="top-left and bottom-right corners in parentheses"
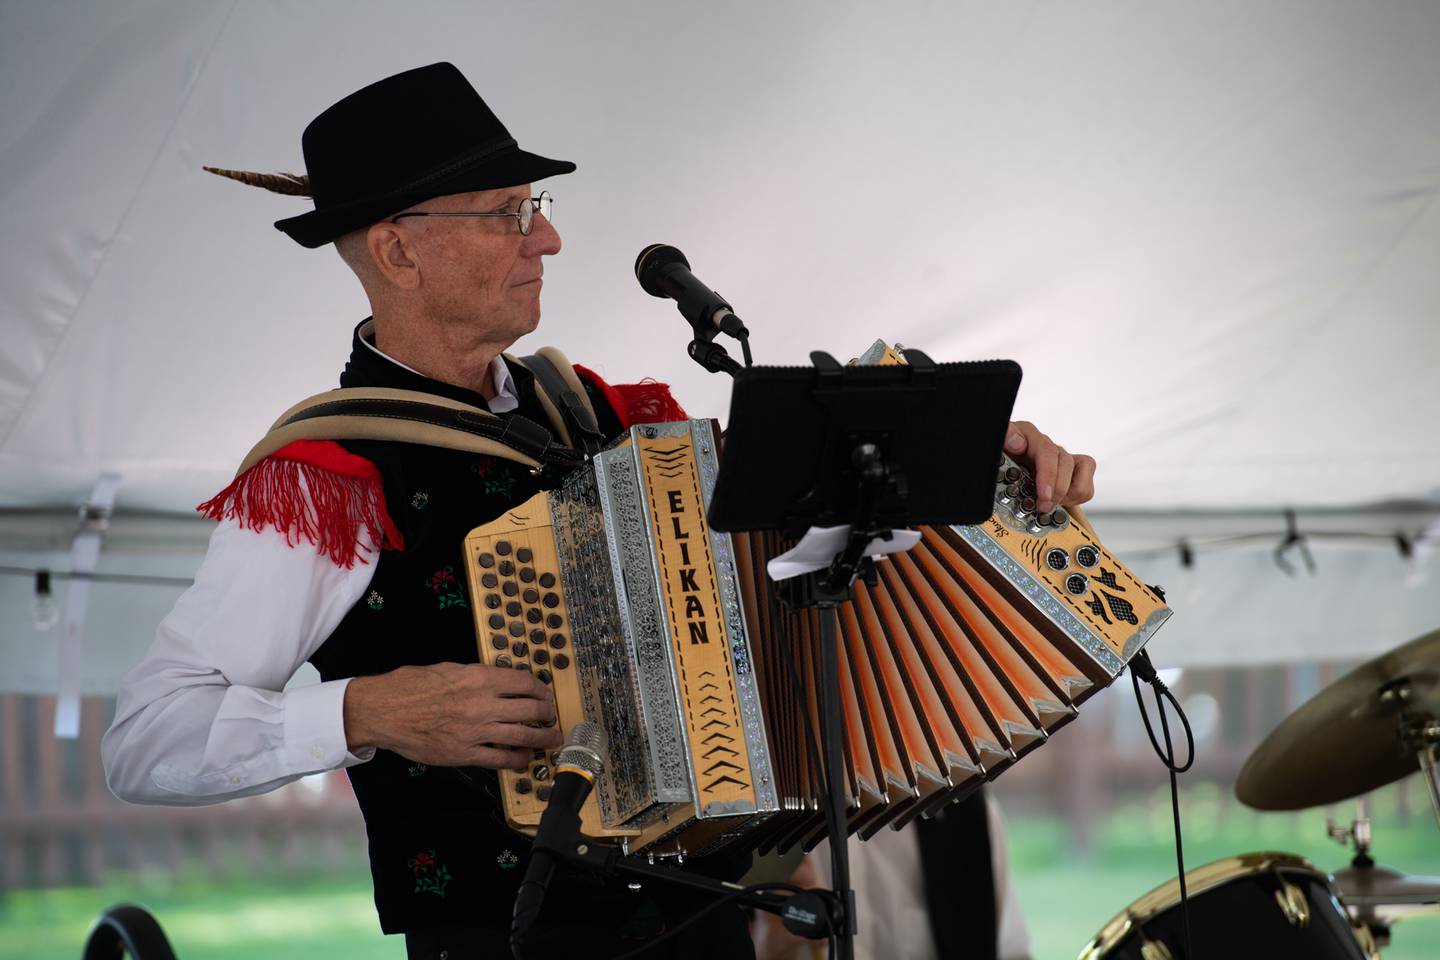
top-left (687, 330), bottom-right (744, 376)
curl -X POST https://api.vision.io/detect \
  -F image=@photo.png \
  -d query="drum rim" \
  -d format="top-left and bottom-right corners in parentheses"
top-left (1075, 850), bottom-right (1326, 959)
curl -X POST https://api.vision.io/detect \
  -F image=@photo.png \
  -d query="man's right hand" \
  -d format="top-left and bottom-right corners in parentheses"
top-left (342, 662), bottom-right (562, 769)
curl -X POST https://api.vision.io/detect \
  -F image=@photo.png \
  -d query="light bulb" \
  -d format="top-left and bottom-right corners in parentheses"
top-left (33, 570), bottom-right (59, 631)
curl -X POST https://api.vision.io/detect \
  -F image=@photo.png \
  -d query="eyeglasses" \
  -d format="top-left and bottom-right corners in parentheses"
top-left (391, 191), bottom-right (553, 235)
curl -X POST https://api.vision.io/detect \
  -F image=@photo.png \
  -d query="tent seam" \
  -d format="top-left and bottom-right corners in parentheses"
top-left (0, 0), bottom-right (242, 458)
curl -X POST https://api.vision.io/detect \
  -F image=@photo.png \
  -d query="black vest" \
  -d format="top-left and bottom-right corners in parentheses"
top-left (307, 326), bottom-right (752, 955)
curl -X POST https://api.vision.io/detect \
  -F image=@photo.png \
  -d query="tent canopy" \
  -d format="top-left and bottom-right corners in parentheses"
top-left (2, 2), bottom-right (1438, 691)
top-left (3, 0), bottom-right (1438, 514)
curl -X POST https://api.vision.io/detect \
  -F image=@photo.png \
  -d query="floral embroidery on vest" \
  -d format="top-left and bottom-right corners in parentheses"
top-left (426, 567), bottom-right (467, 609)
top-left (497, 849), bottom-right (518, 869)
top-left (408, 850), bottom-right (452, 898)
top-left (411, 491), bottom-right (430, 510)
top-left (366, 590), bottom-right (384, 611)
top-left (407, 762), bottom-right (428, 778)
top-left (481, 464), bottom-right (516, 497)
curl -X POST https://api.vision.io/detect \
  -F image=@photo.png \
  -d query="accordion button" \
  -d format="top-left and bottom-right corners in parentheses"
top-left (515, 661), bottom-right (532, 673)
top-left (549, 634), bottom-right (567, 649)
top-left (539, 572), bottom-right (557, 588)
top-left (506, 601), bottom-right (522, 617)
top-left (526, 609), bottom-right (542, 624)
top-left (508, 622), bottom-right (525, 638)
top-left (488, 614), bottom-right (505, 629)
top-left (514, 777), bottom-right (531, 794)
top-left (519, 567), bottom-right (536, 583)
top-left (491, 635), bottom-right (507, 650)
top-left (546, 614), bottom-right (563, 629)
top-left (533, 649), bottom-right (550, 666)
top-left (517, 547), bottom-right (533, 563)
top-left (495, 541), bottom-right (513, 556)
top-left (485, 594), bottom-right (501, 609)
top-left (523, 588), bottom-right (539, 604)
top-left (536, 786), bottom-right (551, 802)
top-left (536, 669), bottom-right (552, 684)
top-left (533, 764), bottom-right (550, 781)
top-left (503, 581), bottom-right (519, 597)
top-left (499, 561), bottom-right (515, 576)
top-left (481, 573), bottom-right (498, 589)
top-left (542, 593), bottom-right (560, 608)
top-left (512, 641), bottom-right (527, 657)
top-left (553, 654), bottom-right (570, 670)
top-left (478, 552), bottom-right (495, 568)
top-left (496, 654), bottom-right (512, 667)
top-left (530, 629), bottom-right (546, 645)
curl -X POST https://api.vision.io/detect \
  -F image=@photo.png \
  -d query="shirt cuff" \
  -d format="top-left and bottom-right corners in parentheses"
top-left (283, 677), bottom-right (375, 772)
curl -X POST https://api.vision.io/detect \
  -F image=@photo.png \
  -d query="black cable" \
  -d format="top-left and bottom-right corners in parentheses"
top-left (610, 880), bottom-right (805, 959)
top-left (738, 332), bottom-right (754, 367)
top-left (1129, 650), bottom-right (1196, 959)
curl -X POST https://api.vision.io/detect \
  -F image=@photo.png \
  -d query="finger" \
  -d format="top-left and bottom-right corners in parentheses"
top-left (1031, 436), bottom-right (1060, 512)
top-left (467, 745), bottom-right (532, 771)
top-left (1048, 452), bottom-right (1075, 513)
top-left (482, 722), bottom-right (566, 750)
top-left (488, 695), bottom-right (559, 725)
top-left (475, 664), bottom-right (553, 700)
top-left (1065, 454), bottom-right (1097, 506)
top-left (1004, 421), bottom-right (1033, 457)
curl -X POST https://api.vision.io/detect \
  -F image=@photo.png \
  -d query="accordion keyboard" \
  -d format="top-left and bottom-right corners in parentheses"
top-left (462, 503), bottom-right (580, 831)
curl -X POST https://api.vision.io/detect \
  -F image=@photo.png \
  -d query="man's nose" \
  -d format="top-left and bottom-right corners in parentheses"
top-left (522, 212), bottom-right (561, 256)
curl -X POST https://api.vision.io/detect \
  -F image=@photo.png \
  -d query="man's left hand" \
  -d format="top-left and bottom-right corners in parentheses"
top-left (1003, 421), bottom-right (1096, 513)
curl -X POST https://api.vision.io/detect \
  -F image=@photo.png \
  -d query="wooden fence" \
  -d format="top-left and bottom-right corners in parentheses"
top-left (0, 659), bottom-right (1420, 889)
top-left (0, 694), bottom-right (365, 891)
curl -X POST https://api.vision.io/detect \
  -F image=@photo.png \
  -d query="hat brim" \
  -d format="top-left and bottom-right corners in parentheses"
top-left (274, 148), bottom-right (576, 248)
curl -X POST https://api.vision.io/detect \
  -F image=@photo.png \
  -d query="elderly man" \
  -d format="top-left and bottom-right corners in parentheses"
top-left (103, 63), bottom-right (1094, 960)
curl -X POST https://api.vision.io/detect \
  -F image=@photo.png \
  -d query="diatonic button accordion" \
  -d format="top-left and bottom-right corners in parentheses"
top-left (463, 419), bottom-right (1170, 858)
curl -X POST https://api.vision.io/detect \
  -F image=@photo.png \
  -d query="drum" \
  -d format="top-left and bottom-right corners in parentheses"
top-left (1077, 852), bottom-right (1375, 960)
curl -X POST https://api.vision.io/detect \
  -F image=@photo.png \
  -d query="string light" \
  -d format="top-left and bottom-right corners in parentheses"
top-left (32, 569), bottom-right (59, 631)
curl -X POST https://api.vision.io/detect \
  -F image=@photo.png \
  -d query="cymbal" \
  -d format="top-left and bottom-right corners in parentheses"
top-left (1236, 628), bottom-right (1440, 811)
top-left (1335, 861), bottom-right (1440, 923)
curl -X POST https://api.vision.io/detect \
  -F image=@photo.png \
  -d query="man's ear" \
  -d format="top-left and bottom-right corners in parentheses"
top-left (367, 222), bottom-right (421, 290)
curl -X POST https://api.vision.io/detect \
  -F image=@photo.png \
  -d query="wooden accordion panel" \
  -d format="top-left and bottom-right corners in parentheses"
top-left (463, 420), bottom-right (1171, 857)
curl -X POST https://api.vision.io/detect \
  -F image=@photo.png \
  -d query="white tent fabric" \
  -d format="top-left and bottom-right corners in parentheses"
top-left (2, 2), bottom-right (1439, 694)
top-left (3, 0), bottom-right (1438, 514)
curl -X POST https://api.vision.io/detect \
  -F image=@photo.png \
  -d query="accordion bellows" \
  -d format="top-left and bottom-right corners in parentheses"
top-left (463, 419), bottom-right (1170, 857)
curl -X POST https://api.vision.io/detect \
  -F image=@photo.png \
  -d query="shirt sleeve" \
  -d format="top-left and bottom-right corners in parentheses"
top-left (101, 513), bottom-right (379, 806)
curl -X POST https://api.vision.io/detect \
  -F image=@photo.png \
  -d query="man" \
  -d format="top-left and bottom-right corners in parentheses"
top-left (103, 63), bottom-right (1095, 959)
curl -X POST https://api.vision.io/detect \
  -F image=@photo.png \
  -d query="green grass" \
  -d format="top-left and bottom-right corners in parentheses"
top-left (0, 871), bottom-right (395, 960)
top-left (3, 790), bottom-right (1438, 959)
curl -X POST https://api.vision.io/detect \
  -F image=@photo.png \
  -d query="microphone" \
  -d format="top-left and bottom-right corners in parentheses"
top-left (634, 244), bottom-right (749, 339)
top-left (511, 722), bottom-right (606, 948)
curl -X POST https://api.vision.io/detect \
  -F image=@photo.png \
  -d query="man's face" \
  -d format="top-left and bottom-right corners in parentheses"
top-left (401, 183), bottom-right (561, 344)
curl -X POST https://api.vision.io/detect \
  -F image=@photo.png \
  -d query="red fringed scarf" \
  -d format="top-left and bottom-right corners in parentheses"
top-left (573, 364), bottom-right (688, 429)
top-left (196, 440), bottom-right (404, 568)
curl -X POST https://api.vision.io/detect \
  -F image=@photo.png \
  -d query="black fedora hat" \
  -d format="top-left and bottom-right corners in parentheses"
top-left (274, 62), bottom-right (575, 248)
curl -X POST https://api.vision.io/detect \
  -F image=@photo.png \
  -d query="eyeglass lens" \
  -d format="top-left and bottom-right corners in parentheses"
top-left (518, 192), bottom-right (552, 235)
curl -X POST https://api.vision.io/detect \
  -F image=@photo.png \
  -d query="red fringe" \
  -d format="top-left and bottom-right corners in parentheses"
top-left (196, 440), bottom-right (404, 568)
top-left (573, 364), bottom-right (688, 429)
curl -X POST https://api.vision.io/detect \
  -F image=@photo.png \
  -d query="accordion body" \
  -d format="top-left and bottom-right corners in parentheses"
top-left (463, 419), bottom-right (1170, 857)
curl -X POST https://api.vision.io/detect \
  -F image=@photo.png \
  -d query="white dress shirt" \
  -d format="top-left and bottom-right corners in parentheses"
top-left (102, 347), bottom-right (519, 804)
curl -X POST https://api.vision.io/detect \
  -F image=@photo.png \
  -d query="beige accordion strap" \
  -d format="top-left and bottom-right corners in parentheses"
top-left (233, 384), bottom-right (578, 477)
top-left (507, 346), bottom-right (603, 454)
